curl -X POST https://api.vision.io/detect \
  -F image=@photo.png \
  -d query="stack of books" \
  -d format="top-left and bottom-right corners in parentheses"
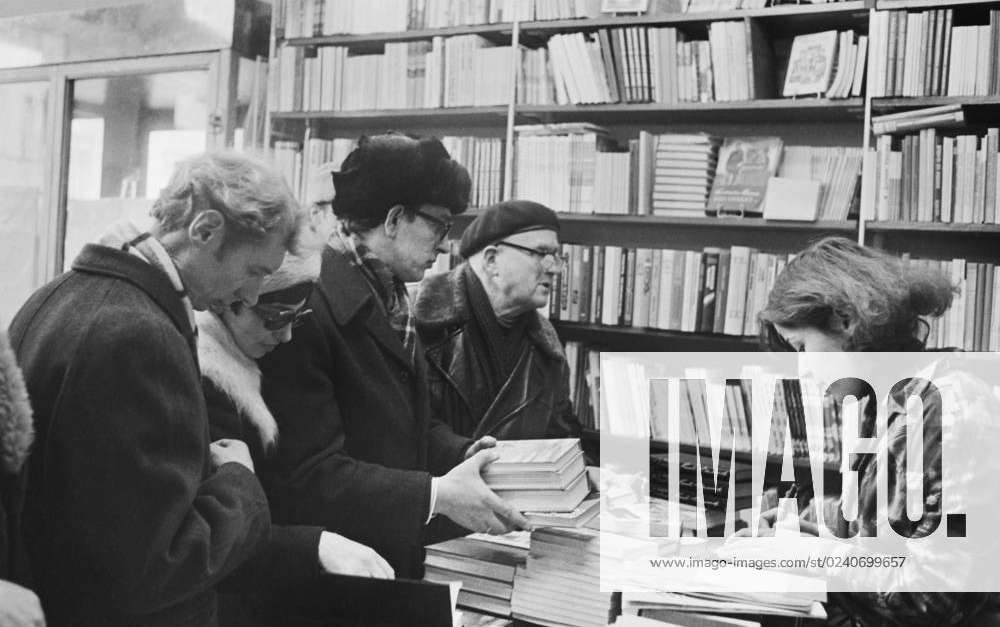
top-left (649, 133), bottom-right (721, 217)
top-left (621, 581), bottom-right (827, 622)
top-left (424, 534), bottom-right (529, 618)
top-left (649, 452), bottom-right (753, 527)
top-left (871, 104), bottom-right (965, 135)
top-left (483, 439), bottom-right (589, 513)
top-left (511, 527), bottom-right (618, 627)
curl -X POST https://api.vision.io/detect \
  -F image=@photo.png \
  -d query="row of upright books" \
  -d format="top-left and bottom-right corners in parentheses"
top-left (514, 125), bottom-right (860, 219)
top-left (275, 0), bottom-right (859, 37)
top-left (869, 8), bottom-right (1000, 98)
top-left (554, 251), bottom-right (997, 348)
top-left (271, 36), bottom-right (513, 112)
top-left (549, 245), bottom-right (791, 337)
top-left (272, 136), bottom-right (504, 208)
top-left (277, 0), bottom-right (602, 35)
top-left (532, 22), bottom-right (775, 105)
top-left (869, 123), bottom-right (1000, 224)
top-left (911, 256), bottom-right (1000, 352)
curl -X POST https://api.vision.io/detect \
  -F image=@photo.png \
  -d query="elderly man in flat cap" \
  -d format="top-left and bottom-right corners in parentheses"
top-left (414, 200), bottom-right (582, 442)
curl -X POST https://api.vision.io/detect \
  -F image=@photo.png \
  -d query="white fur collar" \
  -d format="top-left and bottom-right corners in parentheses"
top-left (0, 330), bottom-right (33, 474)
top-left (195, 311), bottom-right (278, 449)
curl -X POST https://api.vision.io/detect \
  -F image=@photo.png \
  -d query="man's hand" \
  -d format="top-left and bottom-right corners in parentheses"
top-left (464, 435), bottom-right (497, 460)
top-left (317, 532), bottom-right (394, 579)
top-left (436, 450), bottom-right (531, 534)
top-left (0, 579), bottom-right (45, 627)
top-left (209, 439), bottom-right (254, 473)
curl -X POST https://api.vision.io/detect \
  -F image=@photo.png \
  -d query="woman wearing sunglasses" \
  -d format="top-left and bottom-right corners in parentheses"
top-left (195, 174), bottom-right (393, 626)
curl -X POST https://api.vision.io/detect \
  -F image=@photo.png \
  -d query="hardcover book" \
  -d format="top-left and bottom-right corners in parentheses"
top-left (706, 137), bottom-right (783, 216)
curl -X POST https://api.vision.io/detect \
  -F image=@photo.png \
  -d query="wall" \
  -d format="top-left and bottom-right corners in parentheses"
top-left (0, 0), bottom-right (180, 18)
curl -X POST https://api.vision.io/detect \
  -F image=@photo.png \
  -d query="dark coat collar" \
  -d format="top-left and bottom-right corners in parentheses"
top-left (318, 242), bottom-right (414, 370)
top-left (319, 240), bottom-right (376, 327)
top-left (413, 263), bottom-right (563, 361)
top-left (72, 244), bottom-right (197, 350)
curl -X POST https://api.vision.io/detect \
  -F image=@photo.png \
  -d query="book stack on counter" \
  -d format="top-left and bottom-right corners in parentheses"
top-left (649, 452), bottom-right (753, 535)
top-left (616, 613), bottom-right (761, 626)
top-left (620, 576), bottom-right (827, 623)
top-left (424, 533), bottom-right (529, 618)
top-left (482, 439), bottom-right (590, 514)
top-left (511, 527), bottom-right (620, 627)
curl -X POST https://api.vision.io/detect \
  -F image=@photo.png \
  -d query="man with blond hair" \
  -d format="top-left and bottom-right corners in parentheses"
top-left (8, 151), bottom-right (299, 626)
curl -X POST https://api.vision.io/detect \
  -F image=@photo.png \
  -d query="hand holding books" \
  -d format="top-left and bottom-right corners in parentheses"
top-left (436, 450), bottom-right (532, 535)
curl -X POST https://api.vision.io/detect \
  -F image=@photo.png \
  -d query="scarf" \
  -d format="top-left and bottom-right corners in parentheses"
top-left (97, 222), bottom-right (197, 343)
top-left (466, 265), bottom-right (530, 398)
top-left (337, 229), bottom-right (418, 366)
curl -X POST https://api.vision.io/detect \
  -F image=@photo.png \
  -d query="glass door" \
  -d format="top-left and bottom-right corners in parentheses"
top-left (62, 66), bottom-right (213, 269)
top-left (0, 80), bottom-right (50, 325)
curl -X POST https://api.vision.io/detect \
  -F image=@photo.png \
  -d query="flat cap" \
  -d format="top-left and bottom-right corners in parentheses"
top-left (459, 200), bottom-right (560, 258)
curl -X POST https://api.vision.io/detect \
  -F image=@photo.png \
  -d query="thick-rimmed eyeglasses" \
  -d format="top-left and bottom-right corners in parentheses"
top-left (413, 209), bottom-right (453, 242)
top-left (495, 241), bottom-right (564, 270)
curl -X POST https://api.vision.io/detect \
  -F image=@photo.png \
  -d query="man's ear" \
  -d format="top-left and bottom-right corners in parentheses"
top-left (189, 209), bottom-right (226, 250)
top-left (480, 246), bottom-right (501, 275)
top-left (383, 204), bottom-right (406, 238)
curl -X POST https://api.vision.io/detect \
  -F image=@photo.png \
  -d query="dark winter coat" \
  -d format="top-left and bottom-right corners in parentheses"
top-left (197, 310), bottom-right (325, 625)
top-left (259, 242), bottom-right (472, 579)
top-left (7, 244), bottom-right (271, 627)
top-left (413, 264), bottom-right (580, 441)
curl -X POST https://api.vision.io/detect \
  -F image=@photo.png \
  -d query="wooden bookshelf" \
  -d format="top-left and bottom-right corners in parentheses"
top-left (281, 22), bottom-right (514, 47)
top-left (865, 221), bottom-right (1000, 234)
top-left (517, 99), bottom-right (866, 125)
top-left (553, 321), bottom-right (758, 351)
top-left (872, 96), bottom-right (1000, 111)
top-left (517, 2), bottom-right (869, 33)
top-left (877, 0), bottom-right (1000, 10)
top-left (270, 106), bottom-right (510, 128)
top-left (455, 212), bottom-right (858, 250)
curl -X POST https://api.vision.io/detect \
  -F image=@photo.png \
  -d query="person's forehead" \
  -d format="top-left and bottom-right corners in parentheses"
top-left (416, 203), bottom-right (452, 221)
top-left (503, 228), bottom-right (559, 248)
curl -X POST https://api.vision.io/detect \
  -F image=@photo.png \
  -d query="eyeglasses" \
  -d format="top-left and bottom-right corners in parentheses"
top-left (495, 241), bottom-right (565, 270)
top-left (230, 301), bottom-right (313, 331)
top-left (255, 305), bottom-right (312, 331)
top-left (413, 209), bottom-right (453, 242)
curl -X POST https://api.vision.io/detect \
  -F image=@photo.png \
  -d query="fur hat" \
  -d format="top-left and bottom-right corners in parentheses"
top-left (331, 133), bottom-right (471, 230)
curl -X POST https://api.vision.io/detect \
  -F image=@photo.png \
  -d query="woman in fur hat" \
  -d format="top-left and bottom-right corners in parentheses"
top-left (196, 177), bottom-right (393, 625)
top-left (0, 328), bottom-right (44, 626)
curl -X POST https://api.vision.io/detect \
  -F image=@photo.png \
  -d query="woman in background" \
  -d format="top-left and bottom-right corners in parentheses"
top-left (757, 236), bottom-right (997, 626)
top-left (196, 179), bottom-right (393, 626)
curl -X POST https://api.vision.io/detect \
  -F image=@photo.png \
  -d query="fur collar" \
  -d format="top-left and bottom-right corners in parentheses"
top-left (0, 330), bottom-right (33, 474)
top-left (195, 311), bottom-right (278, 449)
top-left (413, 264), bottom-right (564, 361)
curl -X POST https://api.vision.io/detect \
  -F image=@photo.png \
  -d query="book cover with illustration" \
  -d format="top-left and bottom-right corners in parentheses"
top-left (706, 137), bottom-right (784, 216)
